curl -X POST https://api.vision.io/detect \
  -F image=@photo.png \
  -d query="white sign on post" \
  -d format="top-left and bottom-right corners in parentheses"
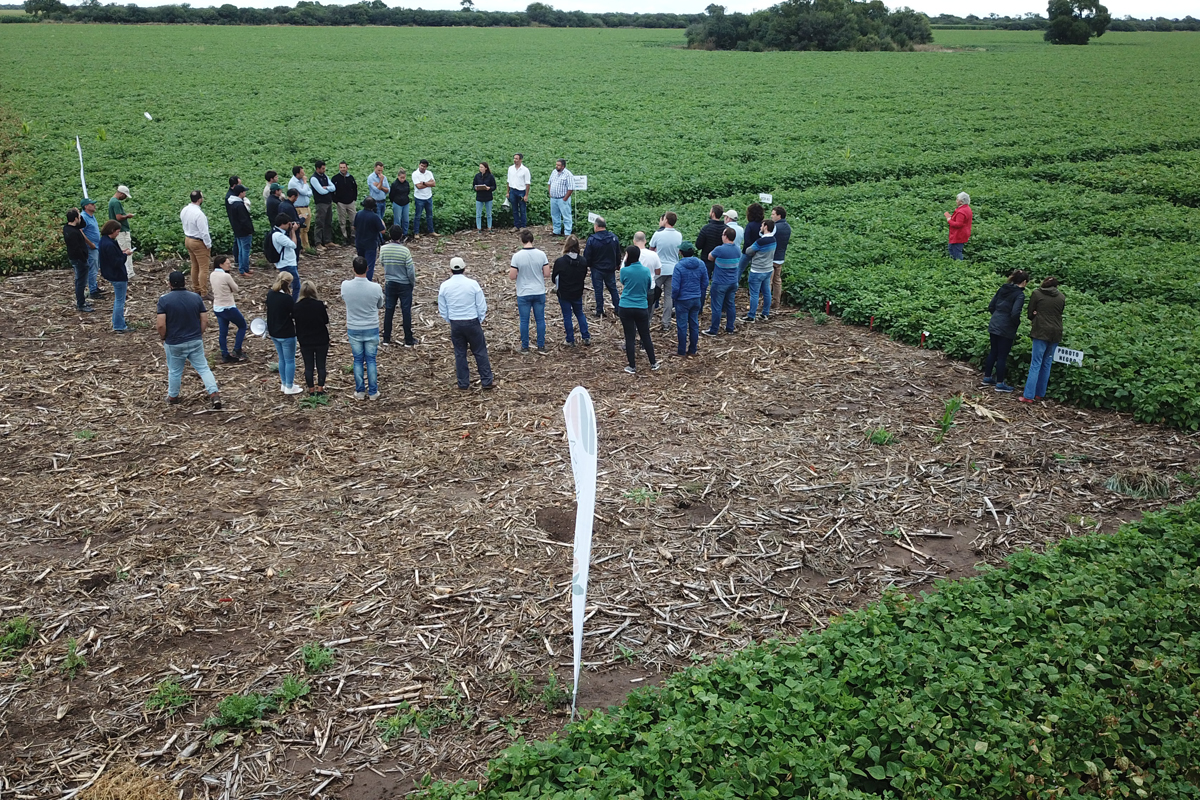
top-left (573, 175), bottom-right (588, 191)
top-left (587, 212), bottom-right (600, 224)
top-left (1053, 346), bottom-right (1085, 367)
top-left (758, 192), bottom-right (773, 204)
top-left (563, 387), bottom-right (598, 720)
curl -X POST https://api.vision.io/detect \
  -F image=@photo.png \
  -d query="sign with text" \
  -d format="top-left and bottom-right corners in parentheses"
top-left (1053, 346), bottom-right (1084, 367)
top-left (758, 192), bottom-right (773, 204)
top-left (573, 175), bottom-right (588, 191)
top-left (587, 212), bottom-right (600, 224)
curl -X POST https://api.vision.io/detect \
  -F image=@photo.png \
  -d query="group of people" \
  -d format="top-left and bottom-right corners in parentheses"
top-left (979, 270), bottom-right (1066, 403)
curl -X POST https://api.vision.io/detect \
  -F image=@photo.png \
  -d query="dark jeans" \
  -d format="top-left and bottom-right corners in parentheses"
top-left (355, 244), bottom-right (377, 282)
top-left (558, 296), bottom-right (590, 344)
top-left (618, 306), bottom-right (656, 370)
top-left (301, 343), bottom-right (328, 388)
top-left (675, 297), bottom-right (701, 354)
top-left (384, 281), bottom-right (414, 344)
top-left (214, 306), bottom-right (247, 356)
top-left (949, 242), bottom-right (964, 260)
top-left (314, 202), bottom-right (333, 245)
top-left (70, 257), bottom-right (88, 308)
top-left (414, 197), bottom-right (434, 234)
top-left (449, 319), bottom-right (493, 388)
top-left (508, 188), bottom-right (527, 228)
top-left (982, 333), bottom-right (1015, 383)
top-left (591, 268), bottom-right (619, 316)
top-left (235, 235), bottom-right (253, 274)
top-left (708, 282), bottom-right (737, 333)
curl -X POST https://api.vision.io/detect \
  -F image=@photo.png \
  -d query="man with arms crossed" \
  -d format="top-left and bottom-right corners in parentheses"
top-left (332, 161), bottom-right (358, 243)
top-left (548, 159), bottom-right (574, 236)
top-left (310, 160), bottom-right (336, 249)
top-left (770, 206), bottom-right (791, 309)
top-left (287, 165), bottom-right (314, 252)
top-left (506, 153), bottom-right (531, 230)
top-left (583, 216), bottom-right (621, 318)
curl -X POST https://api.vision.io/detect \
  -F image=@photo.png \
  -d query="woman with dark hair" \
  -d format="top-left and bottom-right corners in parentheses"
top-left (267, 271), bottom-right (303, 395)
top-left (743, 202), bottom-right (765, 253)
top-left (1020, 276), bottom-right (1065, 404)
top-left (210, 255), bottom-right (248, 363)
top-left (98, 220), bottom-right (132, 332)
top-left (63, 208), bottom-right (93, 313)
top-left (552, 235), bottom-right (590, 346)
top-left (293, 280), bottom-right (330, 396)
top-left (473, 162), bottom-right (497, 231)
top-left (981, 269), bottom-right (1029, 392)
top-left (618, 245), bottom-right (658, 374)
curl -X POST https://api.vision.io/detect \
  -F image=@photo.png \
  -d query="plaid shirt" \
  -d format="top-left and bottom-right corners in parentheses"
top-left (548, 168), bottom-right (574, 199)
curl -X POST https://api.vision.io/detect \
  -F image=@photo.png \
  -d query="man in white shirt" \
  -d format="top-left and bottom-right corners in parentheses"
top-left (438, 257), bottom-right (494, 390)
top-left (547, 159), bottom-right (574, 237)
top-left (180, 190), bottom-right (212, 298)
top-left (412, 159), bottom-right (436, 236)
top-left (649, 212), bottom-right (683, 328)
top-left (506, 153), bottom-right (531, 230)
top-left (287, 166), bottom-right (314, 252)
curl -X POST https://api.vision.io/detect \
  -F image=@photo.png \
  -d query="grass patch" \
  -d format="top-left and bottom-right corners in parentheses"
top-left (1105, 466), bottom-right (1172, 499)
top-left (300, 643), bottom-right (335, 674)
top-left (60, 638), bottom-right (86, 679)
top-left (204, 692), bottom-right (274, 731)
top-left (622, 487), bottom-right (660, 505)
top-left (145, 679), bottom-right (192, 717)
top-left (935, 394), bottom-right (964, 443)
top-left (0, 616), bottom-right (36, 659)
top-left (866, 427), bottom-right (895, 446)
top-left (73, 429), bottom-right (97, 441)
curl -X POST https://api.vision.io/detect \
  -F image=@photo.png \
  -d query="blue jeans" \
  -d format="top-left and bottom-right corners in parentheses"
top-left (449, 319), bottom-right (494, 388)
top-left (414, 198), bottom-right (434, 234)
top-left (164, 338), bottom-right (219, 398)
top-left (87, 246), bottom-right (100, 295)
top-left (550, 197), bottom-right (572, 235)
top-left (1023, 338), bottom-right (1058, 400)
top-left (747, 271), bottom-right (772, 319)
top-left (590, 268), bottom-right (619, 316)
top-left (708, 283), bottom-right (737, 333)
top-left (348, 327), bottom-right (379, 394)
top-left (392, 202), bottom-right (411, 235)
top-left (235, 235), bottom-right (252, 273)
top-left (558, 296), bottom-right (589, 344)
top-left (508, 188), bottom-right (527, 228)
top-left (215, 306), bottom-right (247, 356)
top-left (111, 281), bottom-right (128, 331)
top-left (476, 200), bottom-right (493, 230)
top-left (273, 335), bottom-right (297, 388)
top-left (517, 293), bottom-right (546, 350)
top-left (675, 297), bottom-right (701, 354)
top-left (277, 265), bottom-right (300, 300)
top-left (356, 243), bottom-right (378, 282)
top-left (949, 242), bottom-right (964, 260)
top-left (70, 257), bottom-right (88, 308)
top-left (383, 281), bottom-right (413, 344)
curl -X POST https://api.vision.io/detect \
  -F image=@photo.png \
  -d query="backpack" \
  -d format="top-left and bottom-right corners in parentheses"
top-left (264, 227), bottom-right (282, 264)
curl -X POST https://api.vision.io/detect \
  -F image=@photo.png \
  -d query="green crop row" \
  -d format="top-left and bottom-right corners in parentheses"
top-left (418, 500), bottom-right (1200, 799)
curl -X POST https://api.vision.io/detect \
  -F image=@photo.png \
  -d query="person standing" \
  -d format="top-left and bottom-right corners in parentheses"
top-left (63, 209), bottom-right (94, 313)
top-left (632, 232), bottom-right (661, 321)
top-left (367, 162), bottom-right (390, 224)
top-left (769, 206), bottom-right (791, 308)
top-left (279, 188), bottom-right (303, 232)
top-left (225, 184), bottom-right (254, 275)
top-left (438, 257), bottom-right (494, 390)
top-left (1019, 277), bottom-right (1065, 404)
top-left (473, 162), bottom-right (496, 231)
top-left (265, 183), bottom-right (283, 230)
top-left (354, 199), bottom-right (386, 282)
top-left (156, 270), bottom-right (221, 409)
top-left (271, 214), bottom-right (301, 301)
top-left (412, 160), bottom-right (436, 236)
top-left (332, 161), bottom-right (358, 243)
top-left (389, 168), bottom-right (412, 238)
top-left (288, 166), bottom-right (314, 252)
top-left (694, 205), bottom-right (727, 277)
top-left (551, 235), bottom-right (589, 347)
top-left (380, 225), bottom-right (417, 347)
top-left (310, 160), bottom-right (336, 249)
top-left (180, 190), bottom-right (212, 299)
top-left (209, 255), bottom-right (248, 363)
top-left (506, 153), bottom-right (531, 230)
top-left (671, 241), bottom-right (708, 357)
top-left (617, 246), bottom-right (658, 374)
top-left (293, 280), bottom-right (330, 396)
top-left (704, 227), bottom-right (741, 336)
top-left (739, 219), bottom-right (777, 322)
top-left (583, 216), bottom-right (621, 318)
top-left (547, 159), bottom-right (574, 236)
top-left (510, 230), bottom-right (551, 353)
top-left (262, 170), bottom-right (278, 205)
top-left (266, 271), bottom-right (303, 395)
top-left (80, 198), bottom-right (104, 299)
top-left (945, 191), bottom-right (973, 260)
top-left (742, 203), bottom-right (765, 253)
top-left (722, 209), bottom-right (743, 250)
top-left (108, 185), bottom-right (135, 279)
top-left (981, 270), bottom-right (1029, 393)
top-left (99, 220), bottom-right (132, 333)
top-left (649, 212), bottom-right (683, 328)
top-left (342, 256), bottom-right (385, 400)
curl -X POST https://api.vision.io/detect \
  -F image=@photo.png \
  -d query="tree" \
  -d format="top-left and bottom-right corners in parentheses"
top-left (23, 0), bottom-right (67, 18)
top-left (460, 0), bottom-right (474, 9)
top-left (1044, 0), bottom-right (1110, 43)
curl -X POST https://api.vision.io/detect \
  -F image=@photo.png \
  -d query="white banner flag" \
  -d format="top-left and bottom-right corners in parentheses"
top-left (563, 386), bottom-right (598, 719)
top-left (76, 136), bottom-right (88, 200)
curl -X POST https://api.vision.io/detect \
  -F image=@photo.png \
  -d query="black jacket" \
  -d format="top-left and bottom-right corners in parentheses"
top-left (311, 173), bottom-right (334, 204)
top-left (278, 199), bottom-right (302, 227)
top-left (99, 236), bottom-right (127, 282)
top-left (389, 180), bottom-right (411, 206)
top-left (694, 219), bottom-right (727, 262)
top-left (293, 297), bottom-right (330, 348)
top-left (552, 254), bottom-right (588, 301)
top-left (472, 172), bottom-right (496, 203)
top-left (226, 197), bottom-right (254, 238)
top-left (332, 172), bottom-right (358, 205)
top-left (266, 193), bottom-right (282, 227)
top-left (266, 289), bottom-right (296, 338)
top-left (583, 229), bottom-right (621, 272)
top-left (63, 223), bottom-right (89, 262)
top-left (987, 282), bottom-right (1025, 338)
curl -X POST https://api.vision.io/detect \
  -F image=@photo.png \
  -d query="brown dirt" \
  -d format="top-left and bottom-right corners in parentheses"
top-left (1, 224), bottom-right (1197, 799)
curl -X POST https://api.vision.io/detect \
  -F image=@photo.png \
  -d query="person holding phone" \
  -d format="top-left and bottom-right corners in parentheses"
top-left (473, 162), bottom-right (497, 231)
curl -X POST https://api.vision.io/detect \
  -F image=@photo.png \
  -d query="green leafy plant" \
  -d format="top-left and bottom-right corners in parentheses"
top-left (866, 427), bottom-right (895, 446)
top-left (204, 692), bottom-right (274, 730)
top-left (622, 487), bottom-right (659, 505)
top-left (0, 616), bottom-right (36, 659)
top-left (299, 393), bottom-right (330, 409)
top-left (146, 679), bottom-right (193, 716)
top-left (61, 638), bottom-right (86, 679)
top-left (273, 674), bottom-right (310, 711)
top-left (507, 670), bottom-right (533, 703)
top-left (300, 643), bottom-right (335, 674)
top-left (73, 429), bottom-right (97, 441)
top-left (810, 310), bottom-right (830, 325)
top-left (540, 668), bottom-right (570, 712)
top-left (935, 395), bottom-right (964, 443)
top-left (617, 644), bottom-right (639, 665)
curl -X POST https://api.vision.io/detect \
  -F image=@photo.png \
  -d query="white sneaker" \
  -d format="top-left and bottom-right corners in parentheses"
top-left (369, 393), bottom-right (381, 401)
top-left (283, 384), bottom-right (303, 395)
top-left (354, 391), bottom-right (367, 400)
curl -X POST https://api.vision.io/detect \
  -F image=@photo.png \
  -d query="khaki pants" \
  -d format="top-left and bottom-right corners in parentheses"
top-left (336, 202), bottom-right (356, 241)
top-left (772, 262), bottom-right (783, 308)
top-left (296, 206), bottom-right (311, 250)
top-left (116, 231), bottom-right (134, 279)
top-left (185, 237), bottom-right (210, 295)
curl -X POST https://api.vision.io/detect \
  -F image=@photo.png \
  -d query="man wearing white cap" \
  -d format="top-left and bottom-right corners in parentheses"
top-left (109, 185), bottom-right (135, 278)
top-left (438, 257), bottom-right (494, 391)
top-left (722, 208), bottom-right (744, 250)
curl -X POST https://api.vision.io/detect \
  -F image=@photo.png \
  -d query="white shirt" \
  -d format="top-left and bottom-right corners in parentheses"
top-left (438, 274), bottom-right (487, 322)
top-left (412, 169), bottom-right (434, 201)
top-left (180, 202), bottom-right (211, 248)
top-left (649, 228), bottom-right (683, 275)
top-left (507, 164), bottom-right (531, 192)
top-left (638, 247), bottom-right (662, 277)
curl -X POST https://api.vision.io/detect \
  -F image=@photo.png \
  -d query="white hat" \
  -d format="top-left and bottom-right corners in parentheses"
top-left (117, 184), bottom-right (132, 198)
top-left (723, 209), bottom-right (738, 220)
top-left (449, 257), bottom-right (466, 272)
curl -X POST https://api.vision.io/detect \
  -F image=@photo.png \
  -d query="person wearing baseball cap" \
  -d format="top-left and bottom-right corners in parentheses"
top-left (109, 185), bottom-right (135, 279)
top-left (438, 257), bottom-right (494, 391)
top-left (722, 208), bottom-right (744, 250)
top-left (80, 198), bottom-right (104, 299)
top-left (156, 270), bottom-right (222, 409)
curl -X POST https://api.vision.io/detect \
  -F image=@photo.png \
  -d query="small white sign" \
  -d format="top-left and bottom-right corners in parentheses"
top-left (573, 175), bottom-right (588, 191)
top-left (758, 192), bottom-right (773, 204)
top-left (1053, 346), bottom-right (1084, 367)
top-left (587, 212), bottom-right (600, 224)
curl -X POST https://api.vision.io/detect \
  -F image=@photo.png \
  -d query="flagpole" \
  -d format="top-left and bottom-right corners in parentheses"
top-left (76, 136), bottom-right (88, 199)
top-left (563, 386), bottom-right (598, 720)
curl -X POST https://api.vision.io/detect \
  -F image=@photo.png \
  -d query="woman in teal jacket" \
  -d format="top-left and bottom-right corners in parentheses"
top-left (618, 245), bottom-right (659, 375)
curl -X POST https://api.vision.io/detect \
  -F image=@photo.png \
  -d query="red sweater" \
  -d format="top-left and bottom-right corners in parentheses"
top-left (948, 204), bottom-right (972, 244)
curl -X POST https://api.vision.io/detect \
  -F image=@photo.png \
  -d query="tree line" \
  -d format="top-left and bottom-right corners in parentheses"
top-left (930, 11), bottom-right (1199, 31)
top-left (684, 0), bottom-right (933, 51)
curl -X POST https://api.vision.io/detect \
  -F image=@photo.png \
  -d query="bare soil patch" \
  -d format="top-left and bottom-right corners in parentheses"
top-left (1, 225), bottom-right (1197, 798)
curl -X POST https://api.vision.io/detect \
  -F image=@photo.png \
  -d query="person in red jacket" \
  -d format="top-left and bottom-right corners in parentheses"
top-left (944, 191), bottom-right (972, 260)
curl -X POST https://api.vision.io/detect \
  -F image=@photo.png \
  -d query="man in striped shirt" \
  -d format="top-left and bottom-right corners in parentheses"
top-left (547, 159), bottom-right (574, 237)
top-left (380, 225), bottom-right (417, 347)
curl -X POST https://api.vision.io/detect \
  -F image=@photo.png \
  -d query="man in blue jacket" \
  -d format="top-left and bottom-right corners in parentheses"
top-left (583, 216), bottom-right (622, 318)
top-left (671, 242), bottom-right (708, 357)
